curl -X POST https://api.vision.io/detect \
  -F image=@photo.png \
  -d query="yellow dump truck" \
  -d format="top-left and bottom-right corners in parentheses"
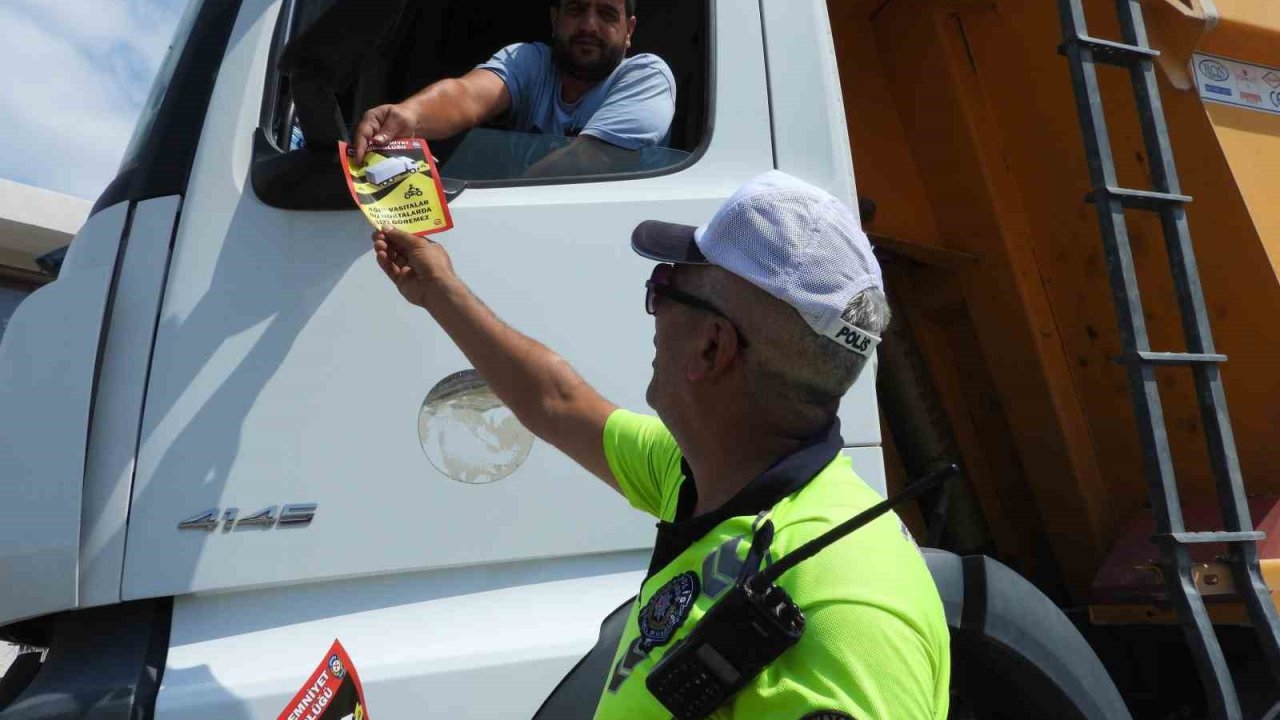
top-left (834, 0), bottom-right (1280, 717)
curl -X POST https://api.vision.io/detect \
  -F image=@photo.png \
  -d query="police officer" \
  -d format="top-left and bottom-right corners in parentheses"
top-left (371, 171), bottom-right (950, 719)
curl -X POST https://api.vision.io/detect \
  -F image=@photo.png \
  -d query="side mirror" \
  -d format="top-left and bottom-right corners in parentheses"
top-left (277, 0), bottom-right (408, 147)
top-left (252, 0), bottom-right (467, 209)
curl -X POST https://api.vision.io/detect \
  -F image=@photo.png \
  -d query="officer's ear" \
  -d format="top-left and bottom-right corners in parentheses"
top-left (549, 3), bottom-right (559, 33)
top-left (686, 317), bottom-right (743, 385)
top-left (625, 15), bottom-right (637, 51)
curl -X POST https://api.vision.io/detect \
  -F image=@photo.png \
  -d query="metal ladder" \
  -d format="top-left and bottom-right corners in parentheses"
top-left (1056, 1), bottom-right (1280, 718)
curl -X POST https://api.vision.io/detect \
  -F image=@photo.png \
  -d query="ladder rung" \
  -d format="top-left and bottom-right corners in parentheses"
top-left (1085, 186), bottom-right (1192, 211)
top-left (1154, 531), bottom-right (1266, 545)
top-left (1059, 34), bottom-right (1160, 67)
top-left (1120, 351), bottom-right (1229, 366)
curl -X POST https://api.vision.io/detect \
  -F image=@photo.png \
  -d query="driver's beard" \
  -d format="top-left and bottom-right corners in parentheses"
top-left (551, 35), bottom-right (625, 83)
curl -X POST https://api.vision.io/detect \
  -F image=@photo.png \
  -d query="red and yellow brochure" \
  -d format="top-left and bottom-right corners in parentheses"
top-left (276, 640), bottom-right (370, 720)
top-left (339, 138), bottom-right (453, 237)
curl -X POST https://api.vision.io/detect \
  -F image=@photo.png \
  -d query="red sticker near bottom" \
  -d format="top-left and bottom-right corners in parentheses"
top-left (277, 640), bottom-right (369, 720)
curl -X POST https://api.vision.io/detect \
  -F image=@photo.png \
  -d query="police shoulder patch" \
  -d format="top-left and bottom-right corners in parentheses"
top-left (638, 571), bottom-right (700, 651)
top-left (800, 712), bottom-right (855, 720)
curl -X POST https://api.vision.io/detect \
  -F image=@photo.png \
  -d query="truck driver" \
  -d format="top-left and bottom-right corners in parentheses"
top-left (368, 171), bottom-right (951, 718)
top-left (351, 0), bottom-right (676, 178)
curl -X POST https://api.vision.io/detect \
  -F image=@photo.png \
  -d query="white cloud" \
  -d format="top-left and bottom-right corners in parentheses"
top-left (0, 0), bottom-right (188, 200)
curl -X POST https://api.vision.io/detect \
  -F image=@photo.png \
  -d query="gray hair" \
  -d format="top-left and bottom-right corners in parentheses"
top-left (693, 268), bottom-right (892, 432)
top-left (752, 289), bottom-right (890, 424)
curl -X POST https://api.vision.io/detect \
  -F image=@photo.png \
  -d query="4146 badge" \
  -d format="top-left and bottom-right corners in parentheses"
top-left (339, 138), bottom-right (454, 237)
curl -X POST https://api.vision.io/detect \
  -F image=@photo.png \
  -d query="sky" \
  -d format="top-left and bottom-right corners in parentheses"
top-left (0, 0), bottom-right (188, 200)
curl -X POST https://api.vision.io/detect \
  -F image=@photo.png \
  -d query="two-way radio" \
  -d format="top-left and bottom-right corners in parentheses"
top-left (646, 464), bottom-right (958, 720)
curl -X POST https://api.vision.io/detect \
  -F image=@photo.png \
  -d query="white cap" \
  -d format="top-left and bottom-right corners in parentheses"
top-left (631, 171), bottom-right (882, 357)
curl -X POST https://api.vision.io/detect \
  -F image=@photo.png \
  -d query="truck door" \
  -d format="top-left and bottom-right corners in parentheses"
top-left (124, 0), bottom-right (771, 604)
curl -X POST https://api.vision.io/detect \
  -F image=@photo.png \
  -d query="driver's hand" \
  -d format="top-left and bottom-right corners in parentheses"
top-left (354, 104), bottom-right (421, 165)
top-left (372, 225), bottom-right (456, 309)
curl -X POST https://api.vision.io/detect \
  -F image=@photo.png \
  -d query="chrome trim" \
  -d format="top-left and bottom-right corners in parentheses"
top-left (177, 503), bottom-right (317, 531)
top-left (177, 509), bottom-right (220, 531)
top-left (278, 503), bottom-right (318, 528)
top-left (235, 505), bottom-right (278, 529)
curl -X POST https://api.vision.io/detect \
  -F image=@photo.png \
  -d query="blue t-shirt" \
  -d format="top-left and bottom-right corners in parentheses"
top-left (477, 42), bottom-right (676, 150)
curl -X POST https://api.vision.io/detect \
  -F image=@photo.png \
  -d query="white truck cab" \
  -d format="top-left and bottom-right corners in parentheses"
top-left (0, 1), bottom-right (1134, 718)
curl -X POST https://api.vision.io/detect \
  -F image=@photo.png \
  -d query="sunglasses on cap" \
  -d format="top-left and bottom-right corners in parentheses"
top-left (644, 264), bottom-right (750, 349)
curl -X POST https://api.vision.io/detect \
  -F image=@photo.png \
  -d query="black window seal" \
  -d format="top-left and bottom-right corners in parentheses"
top-left (250, 0), bottom-right (717, 208)
top-left (259, 0), bottom-right (301, 152)
top-left (91, 0), bottom-right (246, 216)
top-left (0, 266), bottom-right (52, 291)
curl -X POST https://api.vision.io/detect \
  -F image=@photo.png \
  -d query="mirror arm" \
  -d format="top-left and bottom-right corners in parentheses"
top-left (290, 72), bottom-right (350, 148)
top-left (441, 177), bottom-right (466, 204)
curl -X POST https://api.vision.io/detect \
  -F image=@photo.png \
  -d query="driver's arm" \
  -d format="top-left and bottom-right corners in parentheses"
top-left (353, 69), bottom-right (510, 164)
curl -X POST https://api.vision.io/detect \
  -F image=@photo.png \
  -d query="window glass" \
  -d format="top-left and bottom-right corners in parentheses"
top-left (441, 129), bottom-right (691, 182)
top-left (255, 0), bottom-right (709, 205)
top-left (117, 0), bottom-right (207, 173)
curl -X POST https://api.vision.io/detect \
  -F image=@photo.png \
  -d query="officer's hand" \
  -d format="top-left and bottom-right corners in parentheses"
top-left (354, 104), bottom-right (421, 165)
top-left (372, 225), bottom-right (455, 308)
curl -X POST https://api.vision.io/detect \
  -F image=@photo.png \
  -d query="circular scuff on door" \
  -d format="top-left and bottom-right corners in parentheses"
top-left (418, 370), bottom-right (534, 484)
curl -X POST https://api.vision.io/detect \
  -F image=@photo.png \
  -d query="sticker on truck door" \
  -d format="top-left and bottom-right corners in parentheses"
top-left (277, 639), bottom-right (370, 720)
top-left (1191, 53), bottom-right (1280, 116)
top-left (340, 138), bottom-right (454, 237)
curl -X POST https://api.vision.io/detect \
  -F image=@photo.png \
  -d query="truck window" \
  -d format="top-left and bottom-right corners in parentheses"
top-left (253, 0), bottom-right (710, 208)
top-left (116, 0), bottom-right (206, 177)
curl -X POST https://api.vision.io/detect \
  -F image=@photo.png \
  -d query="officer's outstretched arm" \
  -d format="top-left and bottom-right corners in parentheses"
top-left (372, 226), bottom-right (622, 492)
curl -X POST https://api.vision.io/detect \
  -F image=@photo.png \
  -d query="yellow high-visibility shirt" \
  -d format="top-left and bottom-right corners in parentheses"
top-left (593, 410), bottom-right (950, 720)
